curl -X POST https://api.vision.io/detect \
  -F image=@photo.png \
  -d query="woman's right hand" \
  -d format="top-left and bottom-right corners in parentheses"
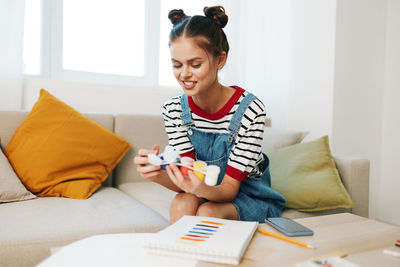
top-left (133, 144), bottom-right (162, 181)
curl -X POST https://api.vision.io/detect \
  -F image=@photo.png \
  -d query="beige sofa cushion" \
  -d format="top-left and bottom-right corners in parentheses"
top-left (0, 187), bottom-right (168, 267)
top-left (119, 182), bottom-right (177, 222)
top-left (114, 115), bottom-right (169, 186)
top-left (118, 182), bottom-right (352, 222)
top-left (0, 111), bottom-right (29, 150)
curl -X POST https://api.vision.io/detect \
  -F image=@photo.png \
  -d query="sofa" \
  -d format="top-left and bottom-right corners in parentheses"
top-left (0, 111), bottom-right (370, 267)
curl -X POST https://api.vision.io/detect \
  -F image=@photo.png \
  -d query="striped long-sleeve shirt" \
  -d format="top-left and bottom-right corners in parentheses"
top-left (162, 86), bottom-right (266, 181)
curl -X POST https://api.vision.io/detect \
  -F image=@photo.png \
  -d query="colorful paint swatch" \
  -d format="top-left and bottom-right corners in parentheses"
top-left (185, 234), bottom-right (210, 238)
top-left (175, 220), bottom-right (224, 246)
top-left (192, 227), bottom-right (217, 232)
top-left (196, 224), bottom-right (219, 228)
top-left (200, 220), bottom-right (223, 225)
top-left (188, 230), bottom-right (213, 235)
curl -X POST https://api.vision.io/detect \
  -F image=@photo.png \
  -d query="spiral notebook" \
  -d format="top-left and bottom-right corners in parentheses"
top-left (142, 215), bottom-right (258, 265)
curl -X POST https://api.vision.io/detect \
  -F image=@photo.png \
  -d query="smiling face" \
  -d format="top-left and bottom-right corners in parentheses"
top-left (170, 37), bottom-right (225, 97)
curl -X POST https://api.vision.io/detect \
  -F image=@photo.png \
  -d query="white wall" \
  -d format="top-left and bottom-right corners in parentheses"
top-left (23, 78), bottom-right (180, 115)
top-left (232, 0), bottom-right (336, 136)
top-left (229, 0), bottom-right (292, 129)
top-left (332, 0), bottom-right (387, 221)
top-left (379, 0), bottom-right (400, 226)
top-left (287, 0), bottom-right (336, 140)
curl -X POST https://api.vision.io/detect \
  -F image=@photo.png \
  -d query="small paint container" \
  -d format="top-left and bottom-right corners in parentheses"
top-left (159, 155), bottom-right (166, 170)
top-left (180, 157), bottom-right (194, 176)
top-left (205, 165), bottom-right (220, 186)
top-left (193, 160), bottom-right (207, 181)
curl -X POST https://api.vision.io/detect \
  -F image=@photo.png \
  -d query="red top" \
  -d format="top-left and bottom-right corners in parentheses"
top-left (188, 86), bottom-right (245, 120)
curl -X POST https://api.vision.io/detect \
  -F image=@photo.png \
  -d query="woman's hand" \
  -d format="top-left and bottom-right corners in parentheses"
top-left (166, 164), bottom-right (206, 196)
top-left (168, 164), bottom-right (241, 202)
top-left (133, 144), bottom-right (162, 181)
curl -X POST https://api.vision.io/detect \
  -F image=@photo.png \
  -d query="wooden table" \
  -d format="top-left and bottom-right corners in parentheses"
top-left (198, 213), bottom-right (400, 266)
top-left (38, 213), bottom-right (400, 267)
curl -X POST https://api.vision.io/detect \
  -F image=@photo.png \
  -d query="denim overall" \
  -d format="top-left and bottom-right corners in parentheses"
top-left (180, 93), bottom-right (286, 222)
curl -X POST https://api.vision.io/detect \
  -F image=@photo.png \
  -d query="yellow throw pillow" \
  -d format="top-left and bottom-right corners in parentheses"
top-left (5, 89), bottom-right (131, 199)
top-left (268, 136), bottom-right (353, 212)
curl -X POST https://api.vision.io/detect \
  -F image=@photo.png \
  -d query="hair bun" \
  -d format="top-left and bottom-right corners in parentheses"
top-left (168, 9), bottom-right (187, 26)
top-left (203, 6), bottom-right (228, 28)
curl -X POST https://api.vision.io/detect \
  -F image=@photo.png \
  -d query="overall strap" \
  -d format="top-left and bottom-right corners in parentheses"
top-left (180, 94), bottom-right (193, 125)
top-left (228, 93), bottom-right (257, 134)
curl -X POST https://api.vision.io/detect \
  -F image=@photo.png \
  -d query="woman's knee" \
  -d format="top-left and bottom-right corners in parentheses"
top-left (197, 202), bottom-right (238, 220)
top-left (170, 193), bottom-right (199, 213)
top-left (196, 202), bottom-right (218, 217)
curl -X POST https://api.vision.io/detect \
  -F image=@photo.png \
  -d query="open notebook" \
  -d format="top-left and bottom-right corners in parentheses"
top-left (142, 216), bottom-right (258, 265)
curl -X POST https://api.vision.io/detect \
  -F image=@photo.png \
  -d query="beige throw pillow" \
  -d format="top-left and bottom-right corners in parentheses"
top-left (262, 128), bottom-right (309, 152)
top-left (0, 142), bottom-right (36, 203)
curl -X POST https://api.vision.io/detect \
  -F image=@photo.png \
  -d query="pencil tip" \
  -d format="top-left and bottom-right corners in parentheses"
top-left (308, 245), bottom-right (316, 249)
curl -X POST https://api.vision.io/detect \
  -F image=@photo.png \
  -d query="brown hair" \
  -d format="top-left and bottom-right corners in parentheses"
top-left (167, 6), bottom-right (229, 58)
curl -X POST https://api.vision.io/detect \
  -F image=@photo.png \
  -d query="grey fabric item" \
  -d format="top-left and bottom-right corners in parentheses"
top-left (0, 142), bottom-right (36, 202)
top-left (119, 182), bottom-right (177, 222)
top-left (262, 128), bottom-right (309, 152)
top-left (0, 187), bottom-right (168, 267)
top-left (114, 114), bottom-right (169, 186)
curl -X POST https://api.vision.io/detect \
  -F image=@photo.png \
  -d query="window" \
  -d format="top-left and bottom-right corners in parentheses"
top-left (22, 0), bottom-right (211, 87)
top-left (22, 0), bottom-right (41, 75)
top-left (62, 0), bottom-right (144, 76)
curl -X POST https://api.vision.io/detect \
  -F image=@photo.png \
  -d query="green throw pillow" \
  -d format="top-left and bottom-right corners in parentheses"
top-left (267, 136), bottom-right (353, 212)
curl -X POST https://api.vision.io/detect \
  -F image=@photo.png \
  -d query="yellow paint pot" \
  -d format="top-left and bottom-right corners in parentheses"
top-left (193, 161), bottom-right (207, 181)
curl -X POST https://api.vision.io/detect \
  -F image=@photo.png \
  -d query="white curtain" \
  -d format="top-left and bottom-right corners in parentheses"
top-left (217, 0), bottom-right (293, 129)
top-left (0, 0), bottom-right (25, 110)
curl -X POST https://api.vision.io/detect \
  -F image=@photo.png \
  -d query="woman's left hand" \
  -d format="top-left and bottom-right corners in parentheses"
top-left (166, 164), bottom-right (205, 196)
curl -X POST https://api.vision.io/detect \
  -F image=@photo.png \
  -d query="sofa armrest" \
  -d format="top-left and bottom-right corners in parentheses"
top-left (333, 155), bottom-right (370, 218)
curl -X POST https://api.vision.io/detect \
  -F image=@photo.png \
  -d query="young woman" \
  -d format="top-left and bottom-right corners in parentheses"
top-left (134, 6), bottom-right (285, 224)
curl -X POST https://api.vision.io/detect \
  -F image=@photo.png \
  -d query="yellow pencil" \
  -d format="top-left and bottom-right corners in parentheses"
top-left (257, 228), bottom-right (316, 249)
